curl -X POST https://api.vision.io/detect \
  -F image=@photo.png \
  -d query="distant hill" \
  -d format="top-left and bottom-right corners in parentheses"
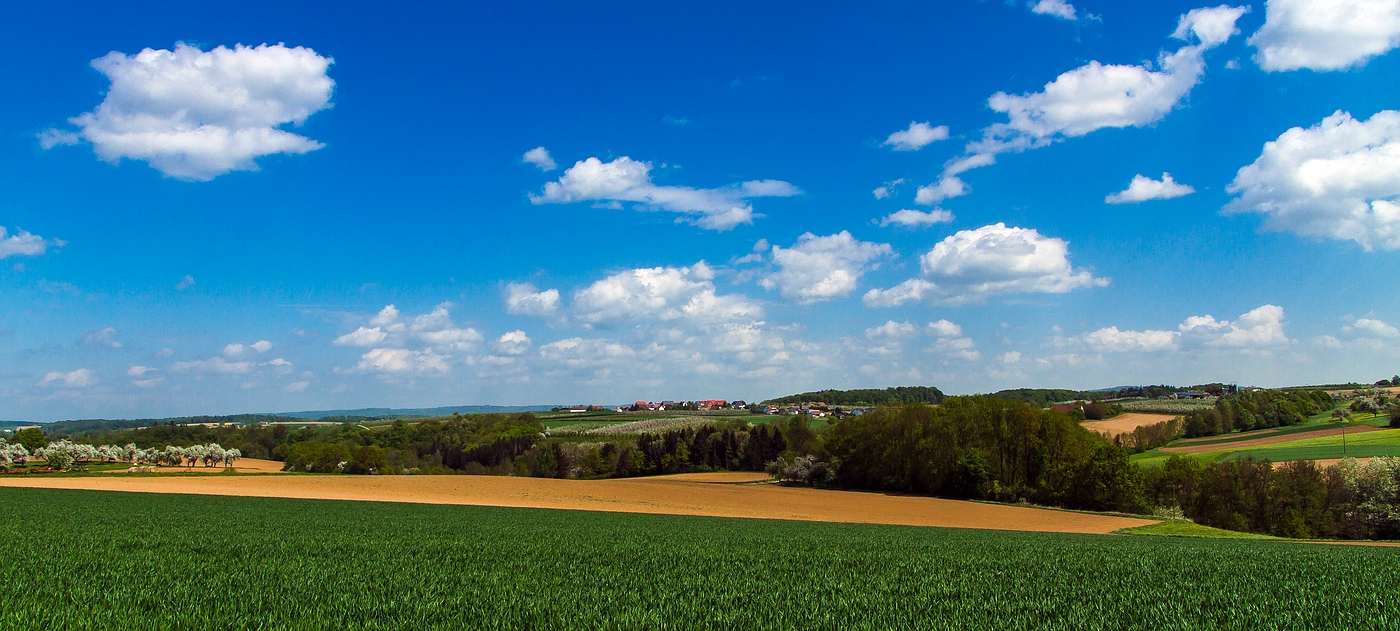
top-left (272, 405), bottom-right (560, 420)
top-left (765, 386), bottom-right (944, 406)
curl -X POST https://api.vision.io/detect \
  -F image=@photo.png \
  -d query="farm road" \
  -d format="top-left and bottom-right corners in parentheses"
top-left (0, 472), bottom-right (1156, 535)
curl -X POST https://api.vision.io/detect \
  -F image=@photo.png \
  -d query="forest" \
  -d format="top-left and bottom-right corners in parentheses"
top-left (1180, 389), bottom-right (1338, 437)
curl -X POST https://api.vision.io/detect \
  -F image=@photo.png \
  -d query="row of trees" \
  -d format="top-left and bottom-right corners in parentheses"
top-left (766, 386), bottom-right (945, 407)
top-left (0, 439), bottom-right (239, 471)
top-left (1182, 389), bottom-right (1337, 437)
top-left (1145, 455), bottom-right (1400, 539)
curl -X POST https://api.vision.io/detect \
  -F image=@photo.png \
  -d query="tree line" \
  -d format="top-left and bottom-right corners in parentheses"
top-left (1181, 389), bottom-right (1337, 437)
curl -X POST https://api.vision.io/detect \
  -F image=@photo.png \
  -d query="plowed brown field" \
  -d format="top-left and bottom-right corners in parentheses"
top-left (0, 472), bottom-right (1156, 534)
top-left (1081, 413), bottom-right (1178, 438)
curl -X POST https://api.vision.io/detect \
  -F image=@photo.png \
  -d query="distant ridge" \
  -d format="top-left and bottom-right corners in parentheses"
top-left (272, 405), bottom-right (560, 420)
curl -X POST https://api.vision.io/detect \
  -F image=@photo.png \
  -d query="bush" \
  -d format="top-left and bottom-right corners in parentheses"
top-left (1389, 405), bottom-right (1400, 428)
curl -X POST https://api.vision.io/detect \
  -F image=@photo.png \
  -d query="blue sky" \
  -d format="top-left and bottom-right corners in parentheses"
top-left (4, 0), bottom-right (1400, 420)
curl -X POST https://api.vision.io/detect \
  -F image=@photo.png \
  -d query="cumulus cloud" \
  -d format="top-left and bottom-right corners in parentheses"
top-left (760, 232), bottom-right (893, 304)
top-left (574, 262), bottom-right (762, 325)
top-left (356, 347), bottom-right (449, 373)
top-left (522, 146), bottom-right (556, 171)
top-left (1249, 0), bottom-right (1400, 71)
top-left (250, 340), bottom-right (272, 353)
top-left (1030, 0), bottom-right (1079, 20)
top-left (1348, 317), bottom-right (1400, 337)
top-left (175, 274), bottom-right (196, 290)
top-left (866, 320), bottom-right (917, 338)
top-left (0, 227), bottom-right (62, 259)
top-left (505, 283), bottom-right (561, 317)
top-left (927, 319), bottom-right (963, 337)
top-left (1225, 110), bottom-right (1400, 251)
top-left (41, 368), bottom-right (95, 388)
top-left (334, 326), bottom-right (388, 347)
top-left (878, 208), bottom-right (955, 228)
top-left (46, 43), bottom-right (335, 180)
top-left (882, 122), bottom-right (949, 151)
top-left (127, 365), bottom-right (162, 388)
top-left (172, 356), bottom-right (253, 374)
top-left (917, 5), bottom-right (1246, 205)
top-left (864, 223), bottom-right (1105, 306)
top-left (498, 330), bottom-right (533, 355)
top-left (1105, 173), bottom-right (1196, 203)
top-left (1073, 305), bottom-right (1291, 352)
top-left (1082, 326), bottom-right (1180, 352)
top-left (538, 337), bottom-right (637, 369)
top-left (529, 156), bottom-right (800, 231)
top-left (79, 327), bottom-right (122, 349)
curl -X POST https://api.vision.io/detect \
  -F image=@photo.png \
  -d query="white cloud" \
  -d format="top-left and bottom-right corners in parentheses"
top-left (357, 348), bottom-right (449, 373)
top-left (927, 319), bottom-right (963, 337)
top-left (49, 43), bottom-right (335, 180)
top-left (334, 327), bottom-right (388, 347)
top-left (506, 282), bottom-right (561, 317)
top-left (866, 223), bottom-right (1105, 306)
top-left (1249, 0), bottom-right (1400, 71)
top-left (251, 340), bottom-right (272, 353)
top-left (1030, 0), bottom-right (1078, 20)
top-left (1352, 317), bottom-right (1400, 337)
top-left (1105, 172), bottom-right (1196, 203)
top-left (79, 327), bottom-right (122, 349)
top-left (498, 330), bottom-right (533, 355)
top-left (284, 380), bottom-right (309, 392)
top-left (175, 274), bottom-right (195, 290)
top-left (760, 232), bottom-right (893, 304)
top-left (878, 208), bottom-right (955, 228)
top-left (222, 343), bottom-right (246, 357)
top-left (574, 262), bottom-right (762, 325)
top-left (862, 279), bottom-right (938, 307)
top-left (523, 146), bottom-right (557, 171)
top-left (409, 303), bottom-right (483, 351)
top-left (1082, 326), bottom-right (1180, 352)
top-left (1177, 305), bottom-right (1291, 348)
top-left (882, 122), bottom-right (949, 151)
top-left (1001, 351), bottom-right (1022, 364)
top-left (917, 6), bottom-right (1246, 204)
top-left (41, 368), bottom-right (95, 388)
top-left (1072, 304), bottom-right (1291, 353)
top-left (1225, 110), bottom-right (1400, 251)
top-left (872, 179), bottom-right (904, 200)
top-left (172, 356), bottom-right (254, 374)
top-left (262, 358), bottom-right (292, 367)
top-left (866, 320), bottom-right (917, 338)
top-left (126, 365), bottom-right (154, 378)
top-left (0, 227), bottom-right (61, 259)
top-left (538, 337), bottom-right (637, 369)
top-left (529, 156), bottom-right (800, 231)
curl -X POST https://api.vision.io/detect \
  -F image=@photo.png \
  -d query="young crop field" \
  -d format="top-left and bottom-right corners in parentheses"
top-left (1132, 428), bottom-right (1400, 467)
top-left (2, 488), bottom-right (1397, 630)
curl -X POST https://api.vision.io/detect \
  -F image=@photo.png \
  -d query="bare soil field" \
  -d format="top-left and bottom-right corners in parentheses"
top-left (1081, 413), bottom-right (1178, 438)
top-left (1162, 426), bottom-right (1381, 455)
top-left (0, 471), bottom-right (1155, 535)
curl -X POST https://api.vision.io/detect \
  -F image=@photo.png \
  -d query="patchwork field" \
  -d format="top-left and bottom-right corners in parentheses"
top-left (1, 488), bottom-right (1395, 630)
top-left (1080, 412), bottom-right (1178, 437)
top-left (1135, 428), bottom-right (1400, 467)
top-left (0, 471), bottom-right (1153, 534)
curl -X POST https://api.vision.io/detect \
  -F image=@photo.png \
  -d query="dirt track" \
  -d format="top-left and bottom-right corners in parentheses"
top-left (0, 472), bottom-right (1156, 535)
top-left (1161, 426), bottom-right (1381, 454)
top-left (1081, 413), bottom-right (1178, 438)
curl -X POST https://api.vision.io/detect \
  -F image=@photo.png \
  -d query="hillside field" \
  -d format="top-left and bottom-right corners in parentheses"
top-left (2, 488), bottom-right (1397, 630)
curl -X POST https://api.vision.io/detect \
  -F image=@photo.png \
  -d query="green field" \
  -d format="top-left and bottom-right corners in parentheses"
top-left (1133, 427), bottom-right (1400, 467)
top-left (2, 488), bottom-right (1397, 629)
